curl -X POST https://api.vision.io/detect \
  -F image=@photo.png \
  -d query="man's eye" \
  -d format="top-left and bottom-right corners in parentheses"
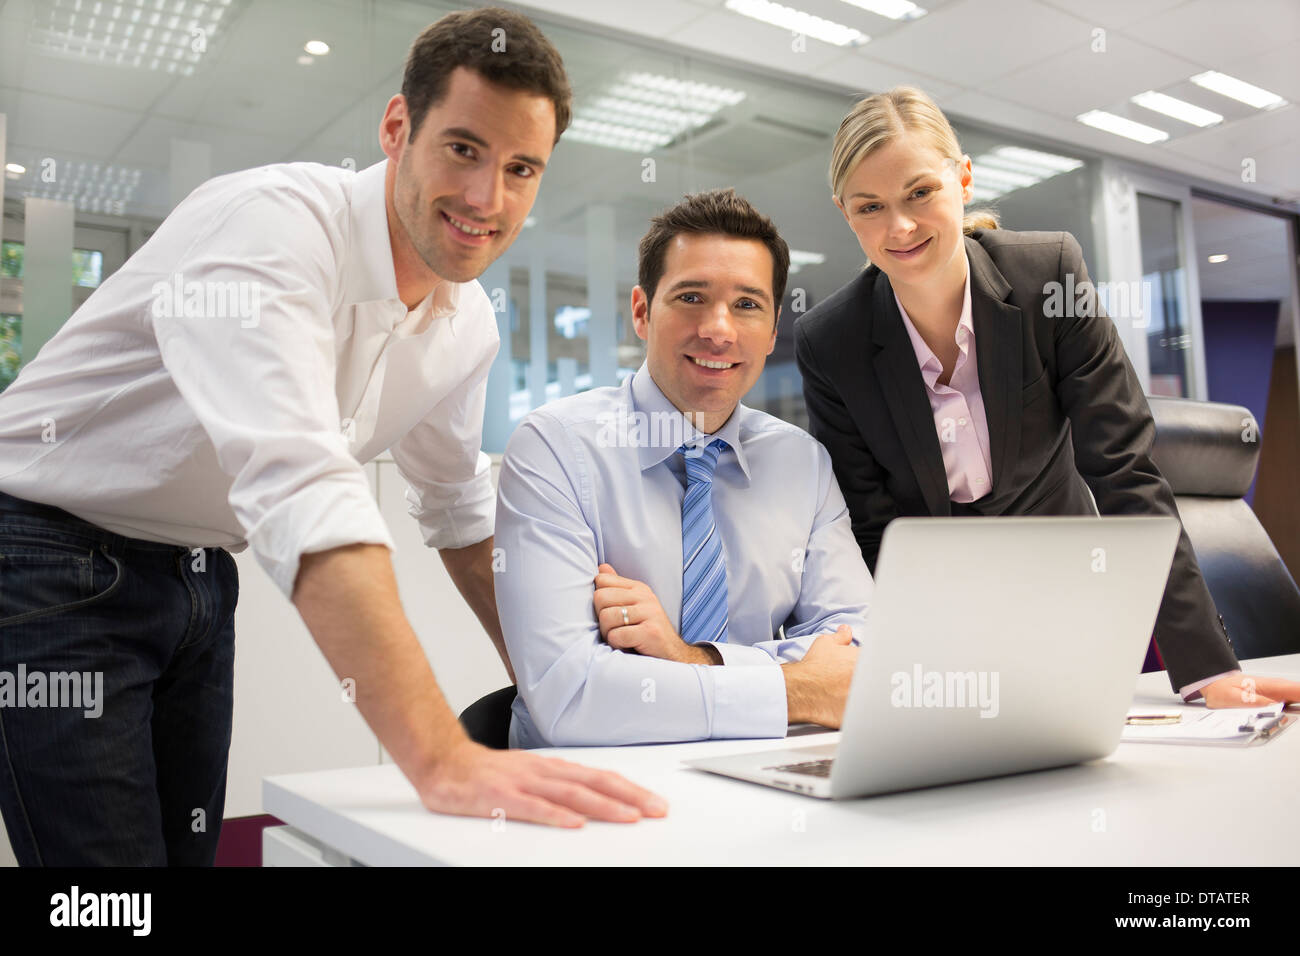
top-left (679, 293), bottom-right (702, 303)
top-left (450, 143), bottom-right (475, 159)
top-left (510, 164), bottom-right (535, 178)
top-left (737, 299), bottom-right (759, 310)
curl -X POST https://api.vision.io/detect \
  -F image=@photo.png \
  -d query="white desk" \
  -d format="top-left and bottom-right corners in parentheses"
top-left (262, 655), bottom-right (1300, 866)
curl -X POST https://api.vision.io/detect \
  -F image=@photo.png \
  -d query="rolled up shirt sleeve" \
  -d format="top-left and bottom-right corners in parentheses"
top-left (152, 188), bottom-right (394, 598)
top-left (496, 415), bottom-right (788, 747)
top-left (390, 320), bottom-right (497, 551)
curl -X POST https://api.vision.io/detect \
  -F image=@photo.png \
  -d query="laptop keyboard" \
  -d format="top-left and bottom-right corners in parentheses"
top-left (764, 758), bottom-right (834, 777)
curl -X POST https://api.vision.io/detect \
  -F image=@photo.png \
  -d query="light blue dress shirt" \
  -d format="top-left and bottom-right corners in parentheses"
top-left (496, 364), bottom-right (874, 748)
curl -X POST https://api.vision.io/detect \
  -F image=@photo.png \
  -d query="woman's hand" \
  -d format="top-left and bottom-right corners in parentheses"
top-left (1200, 673), bottom-right (1300, 708)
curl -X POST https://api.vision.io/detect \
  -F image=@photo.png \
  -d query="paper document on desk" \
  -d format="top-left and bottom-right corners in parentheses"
top-left (1122, 702), bottom-right (1289, 746)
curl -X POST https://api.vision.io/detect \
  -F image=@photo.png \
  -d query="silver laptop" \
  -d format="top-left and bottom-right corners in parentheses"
top-left (686, 515), bottom-right (1180, 798)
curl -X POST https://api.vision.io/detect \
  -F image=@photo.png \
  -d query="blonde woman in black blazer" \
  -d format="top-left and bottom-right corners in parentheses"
top-left (794, 87), bottom-right (1299, 708)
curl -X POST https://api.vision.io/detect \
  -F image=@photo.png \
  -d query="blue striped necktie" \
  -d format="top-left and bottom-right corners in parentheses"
top-left (679, 439), bottom-right (729, 645)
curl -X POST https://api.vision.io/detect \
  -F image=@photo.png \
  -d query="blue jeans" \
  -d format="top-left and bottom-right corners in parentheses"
top-left (0, 490), bottom-right (238, 865)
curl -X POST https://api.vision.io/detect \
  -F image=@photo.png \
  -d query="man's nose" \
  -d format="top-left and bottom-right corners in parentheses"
top-left (463, 166), bottom-right (505, 217)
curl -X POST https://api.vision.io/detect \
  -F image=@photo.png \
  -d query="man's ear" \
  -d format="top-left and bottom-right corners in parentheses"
top-left (630, 286), bottom-right (650, 342)
top-left (378, 94), bottom-right (410, 164)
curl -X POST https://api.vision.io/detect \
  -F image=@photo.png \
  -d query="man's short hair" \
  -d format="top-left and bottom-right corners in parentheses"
top-left (637, 189), bottom-right (791, 317)
top-left (402, 7), bottom-right (572, 145)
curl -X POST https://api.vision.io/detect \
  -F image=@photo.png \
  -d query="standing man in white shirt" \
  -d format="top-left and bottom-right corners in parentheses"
top-left (0, 7), bottom-right (663, 866)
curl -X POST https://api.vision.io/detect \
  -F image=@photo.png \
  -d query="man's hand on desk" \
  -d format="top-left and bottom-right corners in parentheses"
top-left (593, 564), bottom-right (718, 666)
top-left (419, 740), bottom-right (669, 828)
top-left (783, 625), bottom-right (858, 728)
top-left (1201, 673), bottom-right (1300, 708)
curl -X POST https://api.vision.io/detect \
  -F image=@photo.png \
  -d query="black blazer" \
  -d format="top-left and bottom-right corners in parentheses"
top-left (794, 229), bottom-right (1239, 692)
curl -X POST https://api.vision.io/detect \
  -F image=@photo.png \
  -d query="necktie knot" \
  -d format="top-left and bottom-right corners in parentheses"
top-left (679, 438), bottom-right (727, 483)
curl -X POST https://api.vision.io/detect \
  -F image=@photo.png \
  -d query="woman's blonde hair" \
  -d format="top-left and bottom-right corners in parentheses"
top-left (830, 86), bottom-right (999, 234)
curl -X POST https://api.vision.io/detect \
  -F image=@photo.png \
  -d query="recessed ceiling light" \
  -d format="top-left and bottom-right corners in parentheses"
top-left (839, 0), bottom-right (927, 20)
top-left (1076, 109), bottom-right (1169, 144)
top-left (304, 40), bottom-right (330, 56)
top-left (297, 54), bottom-right (314, 65)
top-left (1207, 254), bottom-right (1229, 263)
top-left (1190, 71), bottom-right (1286, 110)
top-left (788, 249), bottom-right (826, 273)
top-left (1131, 91), bottom-right (1223, 128)
top-left (725, 0), bottom-right (867, 47)
top-left (4, 163), bottom-right (26, 175)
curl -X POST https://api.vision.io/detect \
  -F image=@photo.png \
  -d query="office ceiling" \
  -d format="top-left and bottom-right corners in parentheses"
top-left (0, 0), bottom-right (1295, 310)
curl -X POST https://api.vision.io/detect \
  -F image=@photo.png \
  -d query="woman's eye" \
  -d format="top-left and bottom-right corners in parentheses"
top-left (912, 187), bottom-right (933, 199)
top-left (857, 204), bottom-right (880, 215)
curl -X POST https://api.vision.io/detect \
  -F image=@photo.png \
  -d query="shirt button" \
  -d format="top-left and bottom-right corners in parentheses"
top-left (958, 418), bottom-right (967, 426)
top-left (974, 476), bottom-right (985, 485)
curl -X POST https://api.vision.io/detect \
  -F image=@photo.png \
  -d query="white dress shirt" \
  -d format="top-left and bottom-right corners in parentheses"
top-left (496, 364), bottom-right (874, 748)
top-left (0, 160), bottom-right (498, 596)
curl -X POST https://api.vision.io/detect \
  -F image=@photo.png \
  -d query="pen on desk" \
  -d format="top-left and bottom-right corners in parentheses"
top-left (1126, 714), bottom-right (1182, 725)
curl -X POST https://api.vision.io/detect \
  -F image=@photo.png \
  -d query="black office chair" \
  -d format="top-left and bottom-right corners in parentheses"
top-left (1148, 397), bottom-right (1300, 660)
top-left (458, 685), bottom-right (517, 749)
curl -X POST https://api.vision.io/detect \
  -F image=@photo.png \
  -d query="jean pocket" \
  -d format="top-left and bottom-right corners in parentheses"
top-left (0, 537), bottom-right (122, 627)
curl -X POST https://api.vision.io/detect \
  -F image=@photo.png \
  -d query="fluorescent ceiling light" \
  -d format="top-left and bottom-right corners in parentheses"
top-left (1207, 254), bottom-right (1229, 263)
top-left (970, 145), bottom-right (1083, 199)
top-left (566, 72), bottom-right (747, 153)
top-left (5, 163), bottom-right (26, 175)
top-left (1076, 109), bottom-right (1169, 144)
top-left (1190, 71), bottom-right (1286, 110)
top-left (839, 0), bottom-right (926, 20)
top-left (724, 0), bottom-right (867, 47)
top-left (28, 0), bottom-right (241, 76)
top-left (1131, 90), bottom-right (1222, 127)
top-left (991, 146), bottom-right (1084, 174)
top-left (788, 249), bottom-right (826, 274)
top-left (304, 39), bottom-right (329, 55)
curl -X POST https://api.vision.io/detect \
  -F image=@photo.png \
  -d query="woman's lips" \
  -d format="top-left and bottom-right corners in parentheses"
top-left (888, 237), bottom-right (931, 259)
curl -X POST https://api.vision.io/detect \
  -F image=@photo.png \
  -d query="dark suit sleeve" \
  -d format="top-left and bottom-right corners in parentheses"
top-left (1050, 232), bottom-right (1239, 693)
top-left (795, 320), bottom-right (897, 574)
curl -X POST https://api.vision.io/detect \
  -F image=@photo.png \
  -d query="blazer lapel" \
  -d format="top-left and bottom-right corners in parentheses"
top-left (966, 236), bottom-right (1023, 496)
top-left (869, 271), bottom-right (951, 516)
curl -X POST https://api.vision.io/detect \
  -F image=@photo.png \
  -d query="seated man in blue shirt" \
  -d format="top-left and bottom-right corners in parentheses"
top-left (495, 188), bottom-right (873, 748)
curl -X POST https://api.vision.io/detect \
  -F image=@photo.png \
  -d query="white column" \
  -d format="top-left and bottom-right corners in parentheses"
top-left (21, 197), bottom-right (75, 362)
top-left (0, 114), bottom-right (7, 242)
top-left (170, 138), bottom-right (211, 210)
top-left (586, 203), bottom-right (618, 387)
top-left (528, 239), bottom-right (548, 409)
top-left (480, 256), bottom-right (514, 454)
top-left (1091, 161), bottom-right (1151, 393)
top-left (557, 356), bottom-right (577, 397)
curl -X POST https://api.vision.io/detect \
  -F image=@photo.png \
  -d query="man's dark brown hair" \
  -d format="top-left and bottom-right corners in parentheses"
top-left (402, 7), bottom-right (572, 144)
top-left (638, 189), bottom-right (791, 319)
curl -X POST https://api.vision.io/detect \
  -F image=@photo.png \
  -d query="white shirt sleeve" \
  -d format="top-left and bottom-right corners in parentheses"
top-left (151, 187), bottom-right (394, 597)
top-left (389, 310), bottom-right (497, 551)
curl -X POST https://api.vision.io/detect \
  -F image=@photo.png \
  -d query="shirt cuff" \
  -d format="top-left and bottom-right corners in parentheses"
top-left (708, 662), bottom-right (788, 739)
top-left (245, 475), bottom-right (396, 598)
top-left (711, 642), bottom-right (780, 667)
top-left (404, 453), bottom-right (495, 549)
top-left (1179, 670), bottom-right (1241, 702)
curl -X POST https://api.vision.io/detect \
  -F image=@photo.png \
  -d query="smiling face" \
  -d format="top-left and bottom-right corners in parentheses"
top-left (631, 233), bottom-right (779, 434)
top-left (835, 131), bottom-right (972, 297)
top-left (380, 66), bottom-right (556, 289)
